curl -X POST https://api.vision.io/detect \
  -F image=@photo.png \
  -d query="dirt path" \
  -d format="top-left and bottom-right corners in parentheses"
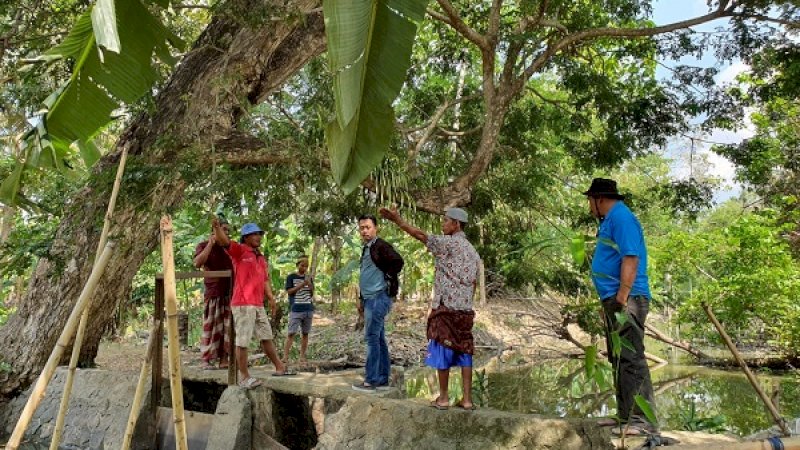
top-left (94, 298), bottom-right (572, 375)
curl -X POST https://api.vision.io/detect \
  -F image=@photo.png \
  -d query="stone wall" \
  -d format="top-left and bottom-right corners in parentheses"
top-left (0, 368), bottom-right (153, 450)
top-left (314, 395), bottom-right (613, 450)
top-left (1, 368), bottom-right (614, 450)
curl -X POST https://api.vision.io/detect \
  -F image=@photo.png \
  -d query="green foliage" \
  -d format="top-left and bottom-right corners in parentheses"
top-left (0, 0), bottom-right (183, 206)
top-left (678, 400), bottom-right (728, 433)
top-left (324, 0), bottom-right (429, 192)
top-left (634, 394), bottom-right (658, 426)
top-left (657, 207), bottom-right (800, 356)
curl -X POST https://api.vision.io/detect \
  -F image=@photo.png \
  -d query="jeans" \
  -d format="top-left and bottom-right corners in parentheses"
top-left (602, 295), bottom-right (658, 430)
top-left (363, 292), bottom-right (392, 385)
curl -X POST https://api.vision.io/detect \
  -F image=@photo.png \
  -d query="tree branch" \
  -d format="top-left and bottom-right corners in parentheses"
top-left (537, 19), bottom-right (569, 34)
top-left (435, 0), bottom-right (489, 50)
top-left (729, 12), bottom-right (800, 28)
top-left (426, 8), bottom-right (453, 27)
top-left (527, 85), bottom-right (573, 106)
top-left (436, 125), bottom-right (482, 137)
top-left (510, 7), bottom-right (736, 98)
top-left (406, 94), bottom-right (480, 164)
top-left (487, 0), bottom-right (503, 45)
top-left (209, 133), bottom-right (295, 166)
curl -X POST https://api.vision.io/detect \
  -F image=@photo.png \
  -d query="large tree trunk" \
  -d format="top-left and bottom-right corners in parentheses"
top-left (0, 0), bottom-right (325, 401)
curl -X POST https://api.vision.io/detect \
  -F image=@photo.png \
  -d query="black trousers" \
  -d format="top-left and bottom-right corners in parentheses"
top-left (602, 295), bottom-right (658, 430)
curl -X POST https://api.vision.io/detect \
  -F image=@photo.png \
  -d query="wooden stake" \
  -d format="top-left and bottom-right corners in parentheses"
top-left (703, 304), bottom-right (790, 436)
top-left (159, 216), bottom-right (188, 450)
top-left (673, 436), bottom-right (800, 450)
top-left (120, 320), bottom-right (161, 450)
top-left (5, 242), bottom-right (115, 450)
top-left (50, 146), bottom-right (129, 450)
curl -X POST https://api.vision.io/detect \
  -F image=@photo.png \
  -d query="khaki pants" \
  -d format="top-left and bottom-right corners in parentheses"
top-left (232, 306), bottom-right (273, 347)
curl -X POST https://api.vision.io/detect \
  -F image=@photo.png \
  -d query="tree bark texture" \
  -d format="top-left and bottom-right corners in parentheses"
top-left (0, 0), bottom-right (325, 401)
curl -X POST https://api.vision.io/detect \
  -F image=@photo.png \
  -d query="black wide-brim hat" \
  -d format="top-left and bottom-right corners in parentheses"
top-left (582, 178), bottom-right (625, 200)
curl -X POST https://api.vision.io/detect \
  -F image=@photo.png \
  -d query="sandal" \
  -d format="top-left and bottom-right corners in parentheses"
top-left (238, 377), bottom-right (262, 389)
top-left (429, 398), bottom-right (449, 410)
top-left (596, 418), bottom-right (618, 427)
top-left (611, 425), bottom-right (647, 436)
top-left (200, 362), bottom-right (215, 370)
top-left (272, 369), bottom-right (297, 377)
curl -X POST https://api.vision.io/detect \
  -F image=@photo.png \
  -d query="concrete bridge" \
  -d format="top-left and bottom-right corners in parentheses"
top-left (1, 366), bottom-right (612, 449)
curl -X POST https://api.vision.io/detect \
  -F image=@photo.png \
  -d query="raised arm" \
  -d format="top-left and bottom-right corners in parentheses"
top-left (193, 235), bottom-right (216, 268)
top-left (379, 206), bottom-right (428, 244)
top-left (211, 218), bottom-right (231, 247)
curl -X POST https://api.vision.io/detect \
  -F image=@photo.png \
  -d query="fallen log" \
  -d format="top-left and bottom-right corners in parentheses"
top-left (645, 324), bottom-right (712, 360)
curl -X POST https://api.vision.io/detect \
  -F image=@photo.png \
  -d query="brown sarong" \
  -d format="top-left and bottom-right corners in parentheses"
top-left (426, 306), bottom-right (475, 355)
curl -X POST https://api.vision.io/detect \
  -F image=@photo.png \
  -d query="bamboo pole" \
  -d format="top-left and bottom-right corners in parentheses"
top-left (120, 320), bottom-right (161, 450)
top-left (693, 264), bottom-right (790, 436)
top-left (5, 242), bottom-right (115, 450)
top-left (159, 216), bottom-right (188, 450)
top-left (703, 304), bottom-right (790, 436)
top-left (50, 146), bottom-right (129, 450)
top-left (672, 436), bottom-right (800, 450)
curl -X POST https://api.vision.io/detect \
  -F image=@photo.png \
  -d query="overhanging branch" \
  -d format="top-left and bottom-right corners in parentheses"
top-left (434, 0), bottom-right (489, 51)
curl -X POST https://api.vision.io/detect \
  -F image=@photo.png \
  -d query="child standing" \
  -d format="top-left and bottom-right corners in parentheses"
top-left (283, 256), bottom-right (314, 363)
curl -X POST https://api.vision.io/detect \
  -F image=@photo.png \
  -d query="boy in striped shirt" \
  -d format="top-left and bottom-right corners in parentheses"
top-left (282, 256), bottom-right (314, 363)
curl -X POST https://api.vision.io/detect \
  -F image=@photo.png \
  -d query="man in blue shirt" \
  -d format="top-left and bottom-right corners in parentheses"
top-left (585, 178), bottom-right (658, 436)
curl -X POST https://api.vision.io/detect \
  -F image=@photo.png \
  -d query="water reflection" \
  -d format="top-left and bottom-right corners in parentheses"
top-left (405, 360), bottom-right (800, 436)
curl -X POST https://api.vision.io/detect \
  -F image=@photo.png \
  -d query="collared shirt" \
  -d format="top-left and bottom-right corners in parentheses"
top-left (591, 201), bottom-right (652, 301)
top-left (226, 241), bottom-right (270, 307)
top-left (359, 237), bottom-right (387, 300)
top-left (194, 241), bottom-right (233, 299)
top-left (426, 231), bottom-right (480, 311)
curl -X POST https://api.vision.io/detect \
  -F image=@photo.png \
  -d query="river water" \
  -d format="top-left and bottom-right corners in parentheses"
top-left (405, 359), bottom-right (800, 436)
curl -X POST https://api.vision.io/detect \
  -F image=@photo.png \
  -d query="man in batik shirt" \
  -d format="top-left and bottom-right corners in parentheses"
top-left (380, 206), bottom-right (480, 410)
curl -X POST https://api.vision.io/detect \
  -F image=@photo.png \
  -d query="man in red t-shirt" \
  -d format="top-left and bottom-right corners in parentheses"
top-left (193, 218), bottom-right (234, 370)
top-left (212, 218), bottom-right (295, 388)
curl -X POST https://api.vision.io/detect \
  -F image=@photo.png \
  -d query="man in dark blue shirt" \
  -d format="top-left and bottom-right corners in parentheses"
top-left (585, 178), bottom-right (658, 436)
top-left (283, 256), bottom-right (314, 363)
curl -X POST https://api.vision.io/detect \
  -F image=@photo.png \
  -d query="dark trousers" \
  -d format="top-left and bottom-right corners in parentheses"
top-left (602, 295), bottom-right (658, 429)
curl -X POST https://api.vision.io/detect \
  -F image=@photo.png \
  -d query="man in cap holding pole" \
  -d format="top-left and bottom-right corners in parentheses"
top-left (380, 206), bottom-right (480, 410)
top-left (212, 219), bottom-right (295, 389)
top-left (583, 178), bottom-right (658, 435)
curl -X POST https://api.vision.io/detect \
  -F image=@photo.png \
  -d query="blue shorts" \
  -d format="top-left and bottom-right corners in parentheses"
top-left (425, 339), bottom-right (472, 369)
top-left (288, 310), bottom-right (313, 335)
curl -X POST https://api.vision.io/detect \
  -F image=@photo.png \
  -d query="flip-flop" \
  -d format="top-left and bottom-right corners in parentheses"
top-left (611, 425), bottom-right (647, 436)
top-left (272, 370), bottom-right (298, 376)
top-left (238, 377), bottom-right (262, 389)
top-left (200, 363), bottom-right (216, 370)
top-left (596, 418), bottom-right (618, 427)
top-left (429, 399), bottom-right (449, 410)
